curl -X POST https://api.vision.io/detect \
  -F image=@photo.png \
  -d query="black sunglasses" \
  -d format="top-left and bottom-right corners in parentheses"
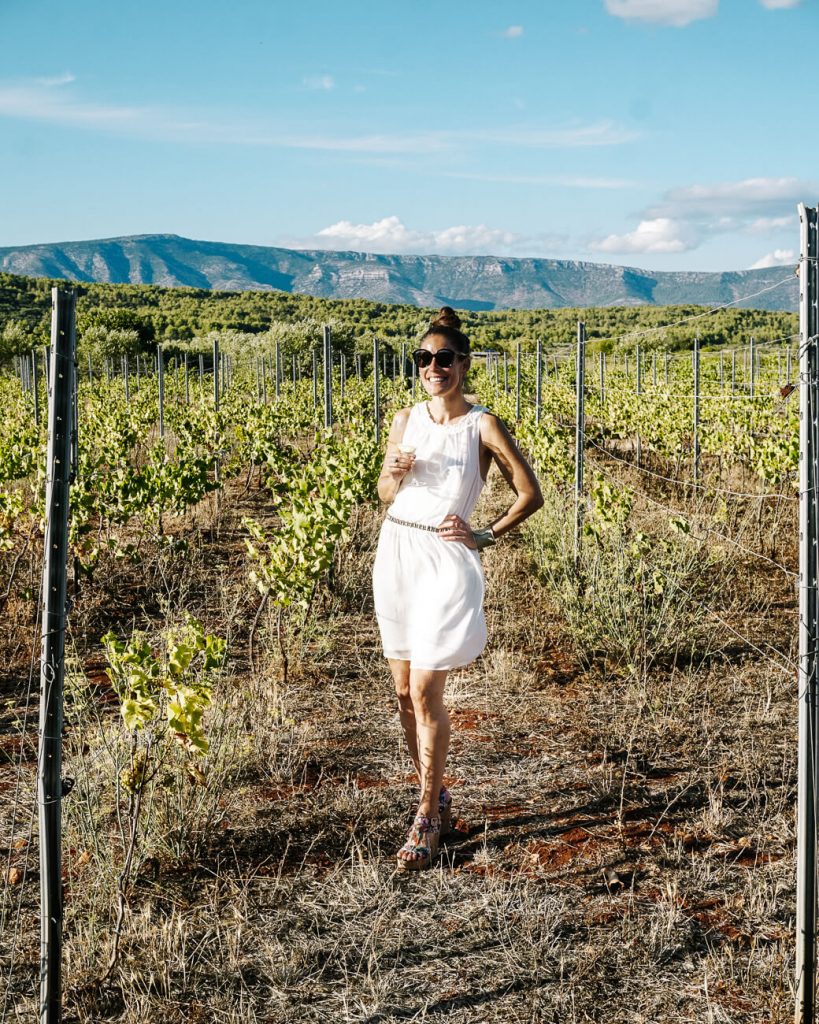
top-left (411, 348), bottom-right (466, 370)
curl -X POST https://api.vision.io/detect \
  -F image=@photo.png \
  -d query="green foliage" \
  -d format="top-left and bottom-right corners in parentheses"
top-left (0, 318), bottom-right (35, 362)
top-left (526, 482), bottom-right (723, 674)
top-left (77, 305), bottom-right (153, 344)
top-left (102, 614), bottom-right (227, 772)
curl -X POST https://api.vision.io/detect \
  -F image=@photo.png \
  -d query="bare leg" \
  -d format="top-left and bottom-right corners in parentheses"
top-left (409, 668), bottom-right (450, 819)
top-left (388, 658), bottom-right (421, 781)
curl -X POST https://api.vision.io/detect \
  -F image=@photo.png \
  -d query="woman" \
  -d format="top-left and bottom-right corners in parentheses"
top-left (372, 307), bottom-right (543, 871)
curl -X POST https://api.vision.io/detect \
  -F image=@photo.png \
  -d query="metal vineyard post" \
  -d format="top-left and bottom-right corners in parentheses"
top-left (38, 286), bottom-right (76, 1024)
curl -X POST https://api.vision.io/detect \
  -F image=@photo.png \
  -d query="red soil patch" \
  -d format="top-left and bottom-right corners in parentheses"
top-left (449, 709), bottom-right (497, 731)
top-left (353, 773), bottom-right (390, 791)
top-left (481, 802), bottom-right (532, 821)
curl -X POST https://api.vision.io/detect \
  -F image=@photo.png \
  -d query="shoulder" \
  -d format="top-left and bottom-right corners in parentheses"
top-left (478, 410), bottom-right (514, 447)
top-left (391, 405), bottom-right (413, 424)
top-left (477, 409), bottom-right (505, 435)
top-left (387, 406), bottom-right (413, 442)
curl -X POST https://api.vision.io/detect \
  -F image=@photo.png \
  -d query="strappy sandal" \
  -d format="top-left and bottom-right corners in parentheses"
top-left (396, 814), bottom-right (441, 871)
top-left (406, 788), bottom-right (453, 835)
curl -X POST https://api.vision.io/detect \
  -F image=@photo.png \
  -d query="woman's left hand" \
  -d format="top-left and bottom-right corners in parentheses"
top-left (437, 514), bottom-right (477, 549)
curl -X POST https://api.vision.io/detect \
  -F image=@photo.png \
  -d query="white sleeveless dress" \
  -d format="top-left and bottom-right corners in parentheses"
top-left (372, 401), bottom-right (489, 671)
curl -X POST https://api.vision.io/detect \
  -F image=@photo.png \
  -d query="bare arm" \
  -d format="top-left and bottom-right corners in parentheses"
top-left (377, 408), bottom-right (415, 504)
top-left (438, 412), bottom-right (543, 550)
top-left (478, 413), bottom-right (543, 538)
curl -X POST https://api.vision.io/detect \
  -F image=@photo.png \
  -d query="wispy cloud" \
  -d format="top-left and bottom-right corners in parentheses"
top-left (760, 0), bottom-right (801, 8)
top-left (303, 74), bottom-right (335, 90)
top-left (34, 72), bottom-right (75, 87)
top-left (0, 78), bottom-right (639, 155)
top-left (500, 25), bottom-right (524, 38)
top-left (746, 214), bottom-right (794, 233)
top-left (604, 0), bottom-right (718, 27)
top-left (649, 176), bottom-right (815, 219)
top-left (0, 77), bottom-right (446, 150)
top-left (0, 80), bottom-right (145, 129)
top-left (438, 171), bottom-right (638, 189)
top-left (466, 121), bottom-right (641, 148)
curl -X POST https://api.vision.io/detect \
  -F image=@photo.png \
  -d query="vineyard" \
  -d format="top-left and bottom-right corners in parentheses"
top-left (0, 326), bottom-right (801, 1022)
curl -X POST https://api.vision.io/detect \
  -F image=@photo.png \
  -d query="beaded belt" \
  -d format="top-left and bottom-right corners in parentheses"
top-left (386, 513), bottom-right (441, 533)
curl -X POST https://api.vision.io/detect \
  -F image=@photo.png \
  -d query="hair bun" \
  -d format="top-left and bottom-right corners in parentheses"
top-left (431, 306), bottom-right (461, 331)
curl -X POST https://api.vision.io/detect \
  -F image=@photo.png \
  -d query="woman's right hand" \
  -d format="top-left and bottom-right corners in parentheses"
top-left (385, 448), bottom-right (416, 481)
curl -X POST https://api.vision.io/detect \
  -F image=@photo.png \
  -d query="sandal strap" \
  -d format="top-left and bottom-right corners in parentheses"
top-left (400, 814), bottom-right (440, 855)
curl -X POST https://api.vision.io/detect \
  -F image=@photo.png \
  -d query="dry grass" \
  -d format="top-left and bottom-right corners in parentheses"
top-left (0, 464), bottom-right (798, 1023)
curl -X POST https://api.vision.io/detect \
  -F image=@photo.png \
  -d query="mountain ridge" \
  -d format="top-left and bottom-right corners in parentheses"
top-left (0, 234), bottom-right (798, 311)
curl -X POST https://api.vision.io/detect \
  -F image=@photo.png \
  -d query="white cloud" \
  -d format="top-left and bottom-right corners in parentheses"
top-left (34, 72), bottom-right (75, 87)
top-left (303, 74), bottom-right (335, 90)
top-left (648, 176), bottom-right (816, 225)
top-left (439, 170), bottom-right (637, 189)
top-left (760, 0), bottom-right (801, 8)
top-left (591, 218), bottom-right (697, 254)
top-left (314, 216), bottom-right (521, 255)
top-left (749, 248), bottom-right (796, 269)
top-left (604, 0), bottom-right (718, 27)
top-left (501, 25), bottom-right (524, 37)
top-left (590, 177), bottom-right (804, 259)
top-left (0, 81), bottom-right (144, 129)
top-left (663, 176), bottom-right (806, 205)
top-left (0, 79), bottom-right (638, 157)
top-left (746, 215), bottom-right (794, 233)
top-left (0, 78), bottom-right (449, 151)
top-left (469, 121), bottom-right (640, 147)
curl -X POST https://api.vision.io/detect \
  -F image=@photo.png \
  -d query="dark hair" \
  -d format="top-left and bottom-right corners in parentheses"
top-left (421, 306), bottom-right (470, 355)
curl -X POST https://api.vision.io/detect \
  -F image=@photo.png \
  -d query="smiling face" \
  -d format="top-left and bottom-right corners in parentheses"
top-left (419, 333), bottom-right (470, 397)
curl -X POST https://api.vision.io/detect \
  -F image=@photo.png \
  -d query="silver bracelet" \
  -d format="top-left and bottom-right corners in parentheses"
top-left (472, 526), bottom-right (496, 551)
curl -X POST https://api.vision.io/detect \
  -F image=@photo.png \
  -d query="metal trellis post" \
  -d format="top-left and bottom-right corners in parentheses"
top-left (599, 350), bottom-right (605, 404)
top-left (797, 202), bottom-right (819, 1024)
top-left (535, 338), bottom-right (542, 426)
top-left (275, 341), bottom-right (281, 399)
top-left (38, 287), bottom-right (76, 1024)
top-left (693, 335), bottom-right (700, 484)
top-left (515, 342), bottom-right (522, 422)
top-left (373, 337), bottom-right (381, 445)
top-left (574, 322), bottom-right (586, 567)
top-left (157, 345), bottom-right (165, 439)
top-left (33, 349), bottom-right (40, 427)
top-left (323, 325), bottom-right (333, 429)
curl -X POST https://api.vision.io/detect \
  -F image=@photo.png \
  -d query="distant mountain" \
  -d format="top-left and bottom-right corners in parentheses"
top-left (0, 234), bottom-right (799, 311)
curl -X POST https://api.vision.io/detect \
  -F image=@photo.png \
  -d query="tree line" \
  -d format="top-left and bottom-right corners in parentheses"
top-left (0, 270), bottom-right (798, 367)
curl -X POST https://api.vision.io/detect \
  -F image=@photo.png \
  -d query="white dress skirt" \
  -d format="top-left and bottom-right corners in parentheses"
top-left (372, 402), bottom-right (489, 671)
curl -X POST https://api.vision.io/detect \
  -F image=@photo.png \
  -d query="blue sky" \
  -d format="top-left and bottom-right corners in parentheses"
top-left (0, 0), bottom-right (814, 271)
